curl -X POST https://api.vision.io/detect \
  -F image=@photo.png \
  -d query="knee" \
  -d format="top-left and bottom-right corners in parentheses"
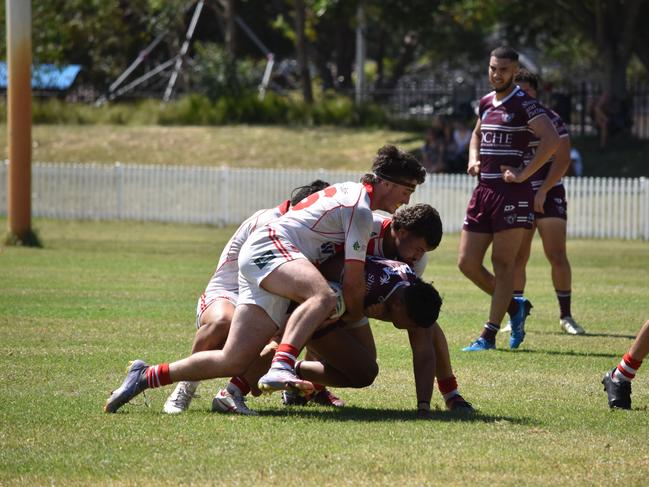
top-left (457, 255), bottom-right (476, 277)
top-left (545, 249), bottom-right (569, 268)
top-left (349, 361), bottom-right (379, 388)
top-left (491, 253), bottom-right (515, 273)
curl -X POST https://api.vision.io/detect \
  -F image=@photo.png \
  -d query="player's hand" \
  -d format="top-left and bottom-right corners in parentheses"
top-left (467, 160), bottom-right (480, 177)
top-left (534, 189), bottom-right (547, 213)
top-left (501, 165), bottom-right (521, 183)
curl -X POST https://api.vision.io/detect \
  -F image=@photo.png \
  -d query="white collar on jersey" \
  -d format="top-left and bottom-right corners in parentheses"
top-left (491, 85), bottom-right (520, 108)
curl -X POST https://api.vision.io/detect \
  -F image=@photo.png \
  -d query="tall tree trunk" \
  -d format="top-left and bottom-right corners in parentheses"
top-left (294, 0), bottom-right (313, 104)
top-left (221, 0), bottom-right (237, 56)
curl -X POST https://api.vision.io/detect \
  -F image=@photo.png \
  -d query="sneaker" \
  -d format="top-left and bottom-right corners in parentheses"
top-left (462, 337), bottom-right (495, 352)
top-left (103, 360), bottom-right (148, 413)
top-left (163, 381), bottom-right (198, 414)
top-left (258, 367), bottom-right (315, 395)
top-left (446, 395), bottom-right (475, 413)
top-left (602, 369), bottom-right (631, 409)
top-left (311, 389), bottom-right (345, 407)
top-left (500, 321), bottom-right (512, 333)
top-left (509, 296), bottom-right (530, 349)
top-left (560, 316), bottom-right (586, 335)
top-left (212, 389), bottom-right (258, 416)
top-left (281, 389), bottom-right (309, 406)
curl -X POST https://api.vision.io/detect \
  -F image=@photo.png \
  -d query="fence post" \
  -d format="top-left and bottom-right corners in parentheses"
top-left (641, 177), bottom-right (649, 240)
top-left (219, 166), bottom-right (229, 226)
top-left (115, 162), bottom-right (123, 220)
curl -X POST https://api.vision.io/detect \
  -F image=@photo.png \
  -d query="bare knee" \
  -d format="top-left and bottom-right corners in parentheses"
top-left (458, 254), bottom-right (479, 277)
top-left (348, 361), bottom-right (379, 388)
top-left (193, 318), bottom-right (230, 352)
top-left (545, 249), bottom-right (569, 269)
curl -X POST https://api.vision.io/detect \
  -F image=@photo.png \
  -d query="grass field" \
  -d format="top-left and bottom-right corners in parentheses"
top-left (1, 218), bottom-right (648, 485)
top-left (0, 124), bottom-right (646, 176)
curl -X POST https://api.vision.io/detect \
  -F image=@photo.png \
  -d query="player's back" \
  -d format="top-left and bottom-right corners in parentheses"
top-left (269, 181), bottom-right (373, 263)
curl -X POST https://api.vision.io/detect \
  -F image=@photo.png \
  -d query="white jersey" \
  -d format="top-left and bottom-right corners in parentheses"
top-left (204, 200), bottom-right (291, 297)
top-left (265, 182), bottom-right (374, 264)
top-left (367, 213), bottom-right (428, 277)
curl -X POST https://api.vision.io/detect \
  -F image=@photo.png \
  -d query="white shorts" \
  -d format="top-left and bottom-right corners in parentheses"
top-left (238, 227), bottom-right (307, 327)
top-left (195, 290), bottom-right (237, 329)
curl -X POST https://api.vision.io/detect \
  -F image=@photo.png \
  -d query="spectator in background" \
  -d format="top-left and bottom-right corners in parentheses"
top-left (569, 147), bottom-right (583, 176)
top-left (421, 127), bottom-right (446, 173)
top-left (446, 120), bottom-right (472, 173)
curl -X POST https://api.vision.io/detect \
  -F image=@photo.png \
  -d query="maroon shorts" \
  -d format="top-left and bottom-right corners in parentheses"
top-left (463, 182), bottom-right (534, 233)
top-left (535, 184), bottom-right (567, 220)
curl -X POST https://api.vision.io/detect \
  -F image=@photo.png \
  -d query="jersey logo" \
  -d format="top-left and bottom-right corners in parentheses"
top-left (353, 241), bottom-right (361, 251)
top-left (516, 91), bottom-right (525, 97)
top-left (501, 112), bottom-right (514, 122)
top-left (504, 204), bottom-right (515, 212)
top-left (320, 242), bottom-right (336, 255)
top-left (253, 250), bottom-right (276, 269)
top-left (504, 214), bottom-right (516, 225)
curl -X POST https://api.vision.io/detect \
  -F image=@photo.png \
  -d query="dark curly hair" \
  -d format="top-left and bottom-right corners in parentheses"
top-left (403, 278), bottom-right (442, 328)
top-left (361, 145), bottom-right (426, 186)
top-left (515, 69), bottom-right (539, 92)
top-left (391, 204), bottom-right (443, 249)
top-left (290, 179), bottom-right (330, 206)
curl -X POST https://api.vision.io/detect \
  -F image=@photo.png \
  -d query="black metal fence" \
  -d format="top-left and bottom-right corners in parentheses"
top-left (364, 81), bottom-right (649, 140)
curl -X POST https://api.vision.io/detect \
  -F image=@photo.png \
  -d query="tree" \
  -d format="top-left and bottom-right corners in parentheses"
top-left (294, 0), bottom-right (313, 103)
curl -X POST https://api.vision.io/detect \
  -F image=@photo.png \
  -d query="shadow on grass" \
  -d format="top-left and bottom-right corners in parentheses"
top-left (500, 348), bottom-right (619, 359)
top-left (255, 405), bottom-right (533, 425)
top-left (530, 331), bottom-right (636, 340)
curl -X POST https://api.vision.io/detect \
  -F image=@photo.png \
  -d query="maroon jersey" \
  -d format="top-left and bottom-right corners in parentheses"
top-left (364, 256), bottom-right (417, 307)
top-left (478, 86), bottom-right (548, 187)
top-left (524, 108), bottom-right (569, 190)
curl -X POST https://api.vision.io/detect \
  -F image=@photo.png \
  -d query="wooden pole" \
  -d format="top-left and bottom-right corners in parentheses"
top-left (6, 0), bottom-right (33, 242)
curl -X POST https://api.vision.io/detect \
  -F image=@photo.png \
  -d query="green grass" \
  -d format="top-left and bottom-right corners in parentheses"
top-left (1, 219), bottom-right (648, 485)
top-left (1, 124), bottom-right (646, 175)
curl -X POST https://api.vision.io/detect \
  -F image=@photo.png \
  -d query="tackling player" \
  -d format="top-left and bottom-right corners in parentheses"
top-left (104, 145), bottom-right (426, 413)
top-left (162, 180), bottom-right (331, 414)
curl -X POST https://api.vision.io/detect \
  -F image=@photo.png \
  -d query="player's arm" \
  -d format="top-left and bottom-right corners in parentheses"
top-left (534, 135), bottom-right (571, 213)
top-left (467, 117), bottom-right (482, 176)
top-left (340, 260), bottom-right (366, 323)
top-left (407, 326), bottom-right (436, 418)
top-left (503, 114), bottom-right (559, 183)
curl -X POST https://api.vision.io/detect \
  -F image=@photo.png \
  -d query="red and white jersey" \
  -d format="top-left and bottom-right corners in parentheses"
top-left (367, 213), bottom-right (428, 277)
top-left (364, 256), bottom-right (417, 307)
top-left (203, 200), bottom-right (291, 296)
top-left (263, 182), bottom-right (374, 264)
top-left (524, 108), bottom-right (570, 190)
top-left (478, 86), bottom-right (549, 186)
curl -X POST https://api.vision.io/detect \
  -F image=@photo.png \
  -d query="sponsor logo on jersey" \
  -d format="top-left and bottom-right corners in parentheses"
top-left (501, 112), bottom-right (514, 123)
top-left (320, 241), bottom-right (336, 255)
top-left (253, 250), bottom-right (276, 269)
top-left (353, 241), bottom-right (361, 251)
top-left (516, 91), bottom-right (525, 97)
top-left (505, 214), bottom-right (516, 225)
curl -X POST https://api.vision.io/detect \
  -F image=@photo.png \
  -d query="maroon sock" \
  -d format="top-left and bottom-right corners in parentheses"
top-left (556, 290), bottom-right (571, 319)
top-left (480, 322), bottom-right (499, 343)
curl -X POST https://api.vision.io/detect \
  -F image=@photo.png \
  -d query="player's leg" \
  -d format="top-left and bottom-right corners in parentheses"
top-left (104, 303), bottom-right (278, 413)
top-left (257, 259), bottom-right (338, 393)
top-left (501, 225), bottom-right (535, 334)
top-left (296, 323), bottom-right (379, 389)
top-left (537, 217), bottom-right (585, 335)
top-left (164, 298), bottom-right (236, 414)
top-left (457, 229), bottom-right (494, 294)
top-left (299, 348), bottom-right (346, 407)
top-left (603, 319), bottom-right (649, 409)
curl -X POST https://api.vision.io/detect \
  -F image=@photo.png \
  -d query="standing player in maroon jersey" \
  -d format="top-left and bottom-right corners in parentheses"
top-left (459, 46), bottom-right (560, 352)
top-left (501, 70), bottom-right (586, 336)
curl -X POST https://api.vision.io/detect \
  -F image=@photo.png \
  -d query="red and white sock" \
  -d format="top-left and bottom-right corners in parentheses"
top-left (612, 353), bottom-right (643, 383)
top-left (226, 376), bottom-right (251, 396)
top-left (145, 363), bottom-right (172, 389)
top-left (270, 343), bottom-right (300, 371)
top-left (438, 375), bottom-right (461, 405)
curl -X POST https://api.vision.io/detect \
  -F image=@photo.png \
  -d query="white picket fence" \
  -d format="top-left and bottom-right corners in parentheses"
top-left (1, 160), bottom-right (648, 240)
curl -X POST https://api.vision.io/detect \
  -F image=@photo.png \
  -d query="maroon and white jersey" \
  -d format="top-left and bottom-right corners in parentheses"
top-left (203, 200), bottom-right (291, 297)
top-left (524, 108), bottom-right (570, 191)
top-left (367, 213), bottom-right (428, 277)
top-left (262, 182), bottom-right (373, 264)
top-left (478, 86), bottom-right (549, 186)
top-left (364, 256), bottom-right (417, 307)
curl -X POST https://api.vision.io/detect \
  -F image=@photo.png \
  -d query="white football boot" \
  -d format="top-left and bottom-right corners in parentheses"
top-left (163, 381), bottom-right (199, 414)
top-left (211, 389), bottom-right (258, 416)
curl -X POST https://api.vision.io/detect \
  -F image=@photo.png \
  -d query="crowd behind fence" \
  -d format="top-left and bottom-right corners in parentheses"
top-left (368, 80), bottom-right (649, 141)
top-left (1, 161), bottom-right (648, 240)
